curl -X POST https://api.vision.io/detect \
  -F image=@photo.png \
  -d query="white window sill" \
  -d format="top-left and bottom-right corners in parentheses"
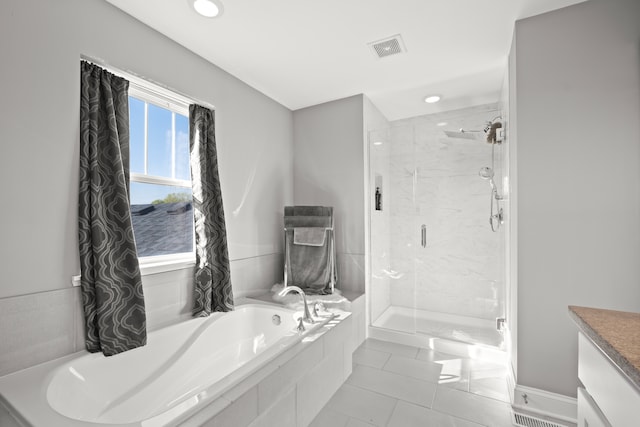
top-left (139, 255), bottom-right (196, 276)
top-left (71, 256), bottom-right (195, 287)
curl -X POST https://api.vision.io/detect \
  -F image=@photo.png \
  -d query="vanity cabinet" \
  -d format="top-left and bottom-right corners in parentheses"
top-left (576, 386), bottom-right (609, 427)
top-left (570, 306), bottom-right (640, 427)
top-left (577, 332), bottom-right (638, 426)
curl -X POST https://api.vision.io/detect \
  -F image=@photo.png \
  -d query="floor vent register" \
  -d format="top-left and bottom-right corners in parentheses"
top-left (512, 412), bottom-right (568, 427)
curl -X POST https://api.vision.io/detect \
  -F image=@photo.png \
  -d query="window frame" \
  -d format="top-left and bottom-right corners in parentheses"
top-left (127, 83), bottom-right (196, 274)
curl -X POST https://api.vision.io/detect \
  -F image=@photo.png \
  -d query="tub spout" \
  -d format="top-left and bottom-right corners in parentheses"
top-left (278, 286), bottom-right (314, 324)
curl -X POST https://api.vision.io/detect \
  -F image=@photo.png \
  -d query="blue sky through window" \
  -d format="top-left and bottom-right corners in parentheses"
top-left (128, 96), bottom-right (191, 205)
top-left (129, 97), bottom-right (145, 174)
top-left (130, 182), bottom-right (191, 205)
top-left (175, 114), bottom-right (190, 181)
top-left (147, 104), bottom-right (172, 177)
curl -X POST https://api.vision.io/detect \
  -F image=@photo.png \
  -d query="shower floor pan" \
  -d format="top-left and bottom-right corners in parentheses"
top-left (371, 306), bottom-right (505, 361)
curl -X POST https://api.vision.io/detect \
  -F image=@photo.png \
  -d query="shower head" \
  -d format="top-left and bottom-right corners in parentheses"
top-left (443, 116), bottom-right (503, 143)
top-left (478, 167), bottom-right (494, 180)
top-left (443, 129), bottom-right (484, 141)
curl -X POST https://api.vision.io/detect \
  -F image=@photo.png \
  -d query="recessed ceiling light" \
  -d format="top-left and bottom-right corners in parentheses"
top-left (424, 95), bottom-right (441, 104)
top-left (373, 141), bottom-right (383, 146)
top-left (190, 0), bottom-right (224, 18)
top-left (436, 122), bottom-right (448, 127)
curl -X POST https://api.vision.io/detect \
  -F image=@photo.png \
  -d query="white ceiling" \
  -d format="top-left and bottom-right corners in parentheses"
top-left (105, 0), bottom-right (587, 121)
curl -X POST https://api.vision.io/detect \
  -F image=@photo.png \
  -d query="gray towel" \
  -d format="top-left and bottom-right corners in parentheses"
top-left (293, 228), bottom-right (326, 246)
top-left (285, 230), bottom-right (332, 294)
top-left (285, 206), bottom-right (333, 217)
top-left (284, 216), bottom-right (332, 228)
top-left (284, 206), bottom-right (336, 294)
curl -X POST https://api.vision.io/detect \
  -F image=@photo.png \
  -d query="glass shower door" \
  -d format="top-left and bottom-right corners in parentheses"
top-left (368, 124), bottom-right (418, 335)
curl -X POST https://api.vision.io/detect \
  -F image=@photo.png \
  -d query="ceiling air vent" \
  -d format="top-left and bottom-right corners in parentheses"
top-left (368, 34), bottom-right (406, 58)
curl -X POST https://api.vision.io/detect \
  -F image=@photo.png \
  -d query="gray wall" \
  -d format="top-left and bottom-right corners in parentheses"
top-left (513, 0), bottom-right (640, 397)
top-left (292, 95), bottom-right (365, 293)
top-left (0, 0), bottom-right (293, 374)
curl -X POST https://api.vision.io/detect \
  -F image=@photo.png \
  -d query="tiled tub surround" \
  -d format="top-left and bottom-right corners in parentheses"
top-left (0, 253), bottom-right (283, 378)
top-left (0, 301), bottom-right (356, 427)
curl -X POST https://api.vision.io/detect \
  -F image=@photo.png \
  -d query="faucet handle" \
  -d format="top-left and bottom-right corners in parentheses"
top-left (314, 302), bottom-right (325, 315)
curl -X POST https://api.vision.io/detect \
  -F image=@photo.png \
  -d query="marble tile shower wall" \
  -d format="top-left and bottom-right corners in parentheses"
top-left (387, 104), bottom-right (504, 321)
top-left (0, 253), bottom-right (282, 377)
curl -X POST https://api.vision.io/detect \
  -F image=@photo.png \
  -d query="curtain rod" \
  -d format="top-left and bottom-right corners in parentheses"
top-left (80, 54), bottom-right (216, 112)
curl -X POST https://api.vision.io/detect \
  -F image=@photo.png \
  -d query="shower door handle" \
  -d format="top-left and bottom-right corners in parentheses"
top-left (421, 224), bottom-right (427, 248)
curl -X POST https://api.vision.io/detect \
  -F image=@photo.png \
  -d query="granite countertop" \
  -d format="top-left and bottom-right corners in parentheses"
top-left (568, 305), bottom-right (640, 390)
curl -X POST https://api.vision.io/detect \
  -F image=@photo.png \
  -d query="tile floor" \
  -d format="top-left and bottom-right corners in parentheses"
top-left (311, 338), bottom-right (514, 427)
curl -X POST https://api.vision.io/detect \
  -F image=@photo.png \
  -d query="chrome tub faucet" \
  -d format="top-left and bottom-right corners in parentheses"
top-left (278, 286), bottom-right (314, 331)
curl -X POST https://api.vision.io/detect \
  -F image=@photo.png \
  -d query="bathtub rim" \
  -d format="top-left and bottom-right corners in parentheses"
top-left (46, 304), bottom-right (301, 424)
top-left (0, 301), bottom-right (348, 427)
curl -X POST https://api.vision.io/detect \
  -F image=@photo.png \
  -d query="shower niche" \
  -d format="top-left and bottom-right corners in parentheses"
top-left (374, 175), bottom-right (383, 211)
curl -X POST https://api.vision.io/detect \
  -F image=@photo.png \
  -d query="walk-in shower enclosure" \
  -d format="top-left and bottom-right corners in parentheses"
top-left (367, 104), bottom-right (506, 350)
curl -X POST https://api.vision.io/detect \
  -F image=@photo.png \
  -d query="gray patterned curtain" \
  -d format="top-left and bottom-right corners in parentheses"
top-left (189, 105), bottom-right (233, 316)
top-left (78, 61), bottom-right (146, 356)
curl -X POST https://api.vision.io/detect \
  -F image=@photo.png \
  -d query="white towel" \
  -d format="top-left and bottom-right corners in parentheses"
top-left (293, 227), bottom-right (326, 246)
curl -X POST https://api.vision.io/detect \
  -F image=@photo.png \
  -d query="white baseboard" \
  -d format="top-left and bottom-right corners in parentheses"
top-left (512, 384), bottom-right (577, 425)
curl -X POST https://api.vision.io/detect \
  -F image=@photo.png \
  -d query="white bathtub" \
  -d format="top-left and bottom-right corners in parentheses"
top-left (0, 303), bottom-right (337, 427)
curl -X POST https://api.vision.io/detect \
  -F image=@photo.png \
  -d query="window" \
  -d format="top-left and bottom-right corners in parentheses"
top-left (128, 83), bottom-right (194, 263)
